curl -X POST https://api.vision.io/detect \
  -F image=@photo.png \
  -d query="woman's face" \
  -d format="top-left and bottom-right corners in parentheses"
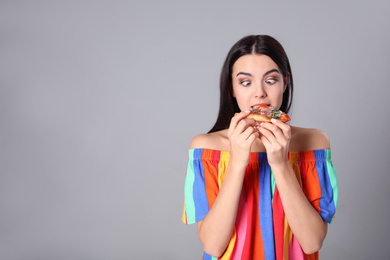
top-left (231, 54), bottom-right (287, 111)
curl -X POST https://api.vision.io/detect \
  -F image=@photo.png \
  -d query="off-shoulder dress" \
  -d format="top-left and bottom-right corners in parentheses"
top-left (182, 148), bottom-right (338, 260)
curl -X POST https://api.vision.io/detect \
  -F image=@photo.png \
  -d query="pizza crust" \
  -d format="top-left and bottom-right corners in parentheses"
top-left (247, 113), bottom-right (273, 122)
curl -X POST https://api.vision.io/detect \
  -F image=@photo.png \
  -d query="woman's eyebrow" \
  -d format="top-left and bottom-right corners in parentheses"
top-left (236, 72), bottom-right (253, 77)
top-left (263, 69), bottom-right (280, 76)
top-left (236, 69), bottom-right (280, 77)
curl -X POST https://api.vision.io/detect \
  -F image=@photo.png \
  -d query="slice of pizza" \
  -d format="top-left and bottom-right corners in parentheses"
top-left (247, 104), bottom-right (291, 123)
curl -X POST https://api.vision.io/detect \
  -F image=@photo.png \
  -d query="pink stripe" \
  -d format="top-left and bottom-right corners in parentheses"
top-left (288, 235), bottom-right (304, 259)
top-left (230, 187), bottom-right (248, 259)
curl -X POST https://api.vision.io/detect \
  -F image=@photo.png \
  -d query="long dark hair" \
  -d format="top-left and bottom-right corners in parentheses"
top-left (208, 35), bottom-right (294, 133)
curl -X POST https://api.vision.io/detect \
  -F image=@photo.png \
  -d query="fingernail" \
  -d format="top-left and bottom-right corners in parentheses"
top-left (244, 110), bottom-right (250, 113)
top-left (271, 118), bottom-right (277, 123)
top-left (260, 122), bottom-right (264, 126)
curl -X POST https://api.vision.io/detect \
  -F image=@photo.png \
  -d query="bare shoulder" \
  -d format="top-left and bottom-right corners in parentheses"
top-left (189, 134), bottom-right (212, 149)
top-left (189, 130), bottom-right (230, 150)
top-left (290, 126), bottom-right (330, 151)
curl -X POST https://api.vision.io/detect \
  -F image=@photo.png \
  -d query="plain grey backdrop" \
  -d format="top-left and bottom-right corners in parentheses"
top-left (1, 1), bottom-right (389, 259)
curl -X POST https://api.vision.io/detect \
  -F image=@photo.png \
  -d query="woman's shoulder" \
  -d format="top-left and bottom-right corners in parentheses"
top-left (188, 126), bottom-right (331, 152)
top-left (290, 126), bottom-right (330, 151)
top-left (189, 130), bottom-right (230, 150)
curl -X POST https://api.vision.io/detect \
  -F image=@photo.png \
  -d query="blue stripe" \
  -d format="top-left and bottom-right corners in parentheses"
top-left (258, 153), bottom-right (275, 260)
top-left (203, 252), bottom-right (215, 260)
top-left (314, 150), bottom-right (336, 223)
top-left (192, 149), bottom-right (209, 222)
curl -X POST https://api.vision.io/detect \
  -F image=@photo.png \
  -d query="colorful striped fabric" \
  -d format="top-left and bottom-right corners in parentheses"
top-left (182, 149), bottom-right (338, 260)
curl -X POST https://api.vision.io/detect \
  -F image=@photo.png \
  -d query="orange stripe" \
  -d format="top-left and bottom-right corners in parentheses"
top-left (203, 150), bottom-right (219, 210)
top-left (300, 151), bottom-right (322, 214)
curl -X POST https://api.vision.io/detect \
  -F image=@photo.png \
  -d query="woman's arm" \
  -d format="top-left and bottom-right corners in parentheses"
top-left (196, 162), bottom-right (247, 257)
top-left (193, 112), bottom-right (258, 257)
top-left (258, 120), bottom-right (329, 254)
top-left (270, 162), bottom-right (328, 254)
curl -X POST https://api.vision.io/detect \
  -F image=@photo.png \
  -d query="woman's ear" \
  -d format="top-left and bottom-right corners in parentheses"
top-left (283, 74), bottom-right (290, 92)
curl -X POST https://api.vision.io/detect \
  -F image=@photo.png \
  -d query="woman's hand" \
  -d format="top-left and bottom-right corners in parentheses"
top-left (258, 118), bottom-right (291, 167)
top-left (227, 111), bottom-right (259, 167)
top-left (259, 119), bottom-right (328, 253)
top-left (197, 112), bottom-right (259, 257)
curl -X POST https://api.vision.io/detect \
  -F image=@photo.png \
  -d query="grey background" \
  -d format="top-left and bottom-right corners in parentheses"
top-left (1, 1), bottom-right (389, 259)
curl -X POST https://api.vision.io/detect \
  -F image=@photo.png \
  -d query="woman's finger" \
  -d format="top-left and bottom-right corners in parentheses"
top-left (259, 130), bottom-right (272, 148)
top-left (247, 131), bottom-right (260, 144)
top-left (238, 124), bottom-right (258, 142)
top-left (236, 118), bottom-right (257, 135)
top-left (258, 126), bottom-right (276, 144)
top-left (260, 122), bottom-right (285, 141)
top-left (261, 119), bottom-right (291, 141)
top-left (228, 111), bottom-right (251, 136)
top-left (269, 119), bottom-right (291, 138)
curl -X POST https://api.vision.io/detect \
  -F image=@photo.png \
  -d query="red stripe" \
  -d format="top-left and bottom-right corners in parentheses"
top-left (272, 185), bottom-right (285, 260)
top-left (305, 252), bottom-right (319, 260)
top-left (241, 164), bottom-right (265, 259)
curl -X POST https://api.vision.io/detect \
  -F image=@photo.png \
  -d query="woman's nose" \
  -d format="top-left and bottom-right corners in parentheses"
top-left (254, 82), bottom-right (266, 98)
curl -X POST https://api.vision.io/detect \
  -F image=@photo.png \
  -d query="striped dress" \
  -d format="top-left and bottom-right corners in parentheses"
top-left (182, 148), bottom-right (338, 260)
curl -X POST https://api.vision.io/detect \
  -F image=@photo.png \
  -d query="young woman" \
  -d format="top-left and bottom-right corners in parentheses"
top-left (182, 35), bottom-right (338, 260)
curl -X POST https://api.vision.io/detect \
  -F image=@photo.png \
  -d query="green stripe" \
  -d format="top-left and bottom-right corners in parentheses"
top-left (270, 169), bottom-right (275, 203)
top-left (184, 149), bottom-right (196, 224)
top-left (325, 149), bottom-right (332, 160)
top-left (326, 160), bottom-right (338, 211)
top-left (325, 150), bottom-right (338, 209)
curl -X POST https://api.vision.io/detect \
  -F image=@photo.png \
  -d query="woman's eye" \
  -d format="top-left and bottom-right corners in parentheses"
top-left (241, 80), bottom-right (250, 86)
top-left (266, 78), bottom-right (277, 84)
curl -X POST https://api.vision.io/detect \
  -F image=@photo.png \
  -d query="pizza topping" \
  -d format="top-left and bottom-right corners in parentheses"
top-left (251, 105), bottom-right (283, 119)
top-left (247, 104), bottom-right (290, 123)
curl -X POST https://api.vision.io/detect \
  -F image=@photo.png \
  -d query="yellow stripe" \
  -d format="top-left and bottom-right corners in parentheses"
top-left (283, 216), bottom-right (292, 259)
top-left (182, 202), bottom-right (187, 224)
top-left (218, 151), bottom-right (229, 188)
top-left (218, 151), bottom-right (235, 259)
top-left (284, 158), bottom-right (302, 257)
top-left (221, 228), bottom-right (237, 259)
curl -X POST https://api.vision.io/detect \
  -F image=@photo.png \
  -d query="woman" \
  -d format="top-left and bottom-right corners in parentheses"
top-left (182, 35), bottom-right (338, 260)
